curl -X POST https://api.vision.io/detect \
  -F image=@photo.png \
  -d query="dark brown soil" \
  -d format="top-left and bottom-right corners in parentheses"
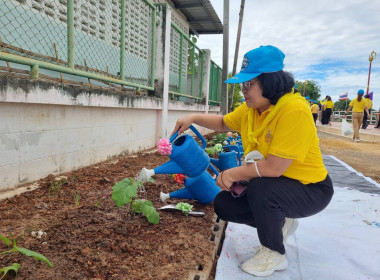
top-left (0, 150), bottom-right (218, 280)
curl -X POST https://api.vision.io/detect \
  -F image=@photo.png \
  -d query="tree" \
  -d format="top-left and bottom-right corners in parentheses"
top-left (295, 80), bottom-right (321, 101)
top-left (334, 99), bottom-right (351, 110)
top-left (227, 73), bottom-right (243, 111)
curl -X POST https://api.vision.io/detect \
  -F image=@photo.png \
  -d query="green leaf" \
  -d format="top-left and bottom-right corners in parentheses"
top-left (175, 202), bottom-right (193, 214)
top-left (0, 235), bottom-right (10, 247)
top-left (132, 199), bottom-right (153, 214)
top-left (0, 263), bottom-right (21, 279)
top-left (142, 204), bottom-right (160, 225)
top-left (148, 177), bottom-right (155, 183)
top-left (16, 247), bottom-right (53, 268)
top-left (112, 178), bottom-right (138, 208)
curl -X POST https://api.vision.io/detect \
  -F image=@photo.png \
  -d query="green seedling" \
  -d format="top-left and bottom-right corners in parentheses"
top-left (74, 192), bottom-right (80, 206)
top-left (175, 202), bottom-right (193, 216)
top-left (94, 200), bottom-right (101, 208)
top-left (112, 177), bottom-right (159, 225)
top-left (205, 143), bottom-right (223, 157)
top-left (48, 178), bottom-right (68, 198)
top-left (0, 234), bottom-right (53, 279)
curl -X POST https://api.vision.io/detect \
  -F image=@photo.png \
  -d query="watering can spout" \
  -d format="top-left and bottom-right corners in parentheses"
top-left (154, 160), bottom-right (185, 175)
top-left (169, 188), bottom-right (196, 200)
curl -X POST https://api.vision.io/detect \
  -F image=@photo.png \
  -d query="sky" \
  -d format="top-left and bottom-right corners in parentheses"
top-left (196, 0), bottom-right (380, 109)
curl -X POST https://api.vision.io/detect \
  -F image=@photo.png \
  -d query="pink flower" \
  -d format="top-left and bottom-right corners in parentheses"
top-left (227, 132), bottom-right (233, 137)
top-left (157, 138), bottom-right (172, 155)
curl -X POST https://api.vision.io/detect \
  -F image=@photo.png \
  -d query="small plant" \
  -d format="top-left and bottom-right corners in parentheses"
top-left (205, 143), bottom-right (223, 157)
top-left (112, 177), bottom-right (159, 225)
top-left (0, 234), bottom-right (53, 279)
top-left (74, 192), bottom-right (80, 206)
top-left (175, 202), bottom-right (193, 216)
top-left (94, 200), bottom-right (101, 208)
top-left (209, 133), bottom-right (227, 146)
top-left (48, 178), bottom-right (68, 198)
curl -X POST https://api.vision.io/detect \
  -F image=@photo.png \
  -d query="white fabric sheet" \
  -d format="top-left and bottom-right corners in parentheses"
top-left (216, 159), bottom-right (380, 280)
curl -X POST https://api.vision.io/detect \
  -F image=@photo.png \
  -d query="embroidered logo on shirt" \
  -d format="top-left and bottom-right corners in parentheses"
top-left (265, 129), bottom-right (273, 142)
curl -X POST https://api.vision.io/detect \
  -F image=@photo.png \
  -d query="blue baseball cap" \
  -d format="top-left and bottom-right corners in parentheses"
top-left (225, 45), bottom-right (285, 84)
top-left (357, 89), bottom-right (364, 95)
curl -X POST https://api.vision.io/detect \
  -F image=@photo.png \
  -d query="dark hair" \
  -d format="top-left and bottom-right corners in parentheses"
top-left (364, 94), bottom-right (370, 98)
top-left (357, 95), bottom-right (363, 102)
top-left (325, 96), bottom-right (331, 101)
top-left (256, 71), bottom-right (295, 104)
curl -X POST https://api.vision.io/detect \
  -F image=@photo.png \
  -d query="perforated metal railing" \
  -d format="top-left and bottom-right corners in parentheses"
top-left (209, 60), bottom-right (222, 105)
top-left (0, 0), bottom-right (156, 90)
top-left (169, 22), bottom-right (205, 102)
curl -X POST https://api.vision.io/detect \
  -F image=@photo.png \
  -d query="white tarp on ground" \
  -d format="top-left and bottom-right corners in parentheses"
top-left (215, 156), bottom-right (380, 280)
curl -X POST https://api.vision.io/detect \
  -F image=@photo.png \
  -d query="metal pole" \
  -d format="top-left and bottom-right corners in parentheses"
top-left (179, 34), bottom-right (183, 92)
top-left (221, 0), bottom-right (229, 114)
top-left (120, 0), bottom-right (126, 80)
top-left (366, 50), bottom-right (376, 94)
top-left (150, 6), bottom-right (156, 88)
top-left (228, 0), bottom-right (245, 112)
top-left (67, 0), bottom-right (74, 69)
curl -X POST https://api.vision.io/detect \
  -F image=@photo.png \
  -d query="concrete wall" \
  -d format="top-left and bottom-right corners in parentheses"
top-left (0, 75), bottom-right (219, 191)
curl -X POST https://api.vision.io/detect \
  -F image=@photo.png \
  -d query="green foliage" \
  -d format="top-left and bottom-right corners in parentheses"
top-left (175, 202), bottom-right (193, 215)
top-left (295, 80), bottom-right (321, 101)
top-left (227, 73), bottom-right (244, 111)
top-left (132, 200), bottom-right (160, 225)
top-left (112, 178), bottom-right (139, 208)
top-left (0, 234), bottom-right (53, 279)
top-left (112, 178), bottom-right (159, 225)
top-left (48, 178), bottom-right (68, 198)
top-left (334, 99), bottom-right (351, 110)
top-left (0, 263), bottom-right (21, 280)
top-left (205, 143), bottom-right (223, 157)
top-left (208, 133), bottom-right (227, 146)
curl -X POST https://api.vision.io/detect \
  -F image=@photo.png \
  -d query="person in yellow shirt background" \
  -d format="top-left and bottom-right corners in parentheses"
top-left (171, 45), bottom-right (334, 277)
top-left (310, 100), bottom-right (319, 124)
top-left (361, 94), bottom-right (373, 129)
top-left (321, 96), bottom-right (334, 125)
top-left (343, 89), bottom-right (370, 142)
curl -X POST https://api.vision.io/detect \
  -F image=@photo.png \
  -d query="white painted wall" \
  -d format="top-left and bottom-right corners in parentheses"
top-left (0, 78), bottom-right (220, 191)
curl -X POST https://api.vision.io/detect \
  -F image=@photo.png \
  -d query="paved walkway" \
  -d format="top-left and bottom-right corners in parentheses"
top-left (317, 121), bottom-right (380, 143)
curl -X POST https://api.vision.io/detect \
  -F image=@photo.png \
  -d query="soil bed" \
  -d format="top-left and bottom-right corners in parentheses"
top-left (1, 131), bottom-right (379, 280)
top-left (0, 150), bottom-right (218, 280)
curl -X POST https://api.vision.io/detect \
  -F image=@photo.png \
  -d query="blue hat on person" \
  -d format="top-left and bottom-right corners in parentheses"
top-left (357, 89), bottom-right (364, 95)
top-left (225, 45), bottom-right (285, 84)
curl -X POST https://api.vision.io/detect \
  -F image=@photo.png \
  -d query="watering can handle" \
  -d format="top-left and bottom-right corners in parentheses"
top-left (208, 162), bottom-right (220, 176)
top-left (169, 125), bottom-right (207, 150)
top-left (223, 145), bottom-right (242, 166)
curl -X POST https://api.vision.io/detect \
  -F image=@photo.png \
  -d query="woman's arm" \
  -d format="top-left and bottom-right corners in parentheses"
top-left (171, 114), bottom-right (230, 136)
top-left (216, 154), bottom-right (293, 190)
top-left (343, 106), bottom-right (352, 118)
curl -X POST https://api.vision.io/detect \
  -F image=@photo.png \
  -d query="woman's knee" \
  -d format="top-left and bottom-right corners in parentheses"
top-left (213, 191), bottom-right (232, 220)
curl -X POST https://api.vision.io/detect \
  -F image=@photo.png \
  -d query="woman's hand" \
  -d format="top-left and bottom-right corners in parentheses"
top-left (342, 114), bottom-right (346, 119)
top-left (170, 115), bottom-right (196, 136)
top-left (216, 170), bottom-right (233, 191)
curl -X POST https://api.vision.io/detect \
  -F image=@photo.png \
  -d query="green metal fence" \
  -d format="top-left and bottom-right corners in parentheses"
top-left (209, 60), bottom-right (222, 105)
top-left (169, 22), bottom-right (205, 102)
top-left (0, 0), bottom-right (156, 90)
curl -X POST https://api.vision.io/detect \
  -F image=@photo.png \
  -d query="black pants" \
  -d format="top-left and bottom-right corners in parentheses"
top-left (322, 108), bottom-right (332, 125)
top-left (362, 109), bottom-right (371, 128)
top-left (312, 113), bottom-right (318, 124)
top-left (214, 175), bottom-right (333, 255)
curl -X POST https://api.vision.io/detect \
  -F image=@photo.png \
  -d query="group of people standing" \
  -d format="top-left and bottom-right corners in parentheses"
top-left (308, 91), bottom-right (376, 142)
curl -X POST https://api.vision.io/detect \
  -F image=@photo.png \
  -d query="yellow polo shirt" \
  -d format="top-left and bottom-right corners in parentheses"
top-left (365, 98), bottom-right (373, 109)
top-left (224, 99), bottom-right (327, 184)
top-left (311, 104), bottom-right (319, 114)
top-left (349, 98), bottom-right (367, 112)
top-left (324, 100), bottom-right (334, 109)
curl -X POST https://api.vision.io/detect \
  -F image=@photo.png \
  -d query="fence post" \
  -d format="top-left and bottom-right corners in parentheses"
top-left (67, 0), bottom-right (74, 69)
top-left (120, 0), bottom-right (126, 80)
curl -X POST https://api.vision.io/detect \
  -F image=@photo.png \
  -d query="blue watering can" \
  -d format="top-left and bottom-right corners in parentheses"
top-left (160, 164), bottom-right (220, 204)
top-left (210, 145), bottom-right (242, 171)
top-left (139, 125), bottom-right (210, 181)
